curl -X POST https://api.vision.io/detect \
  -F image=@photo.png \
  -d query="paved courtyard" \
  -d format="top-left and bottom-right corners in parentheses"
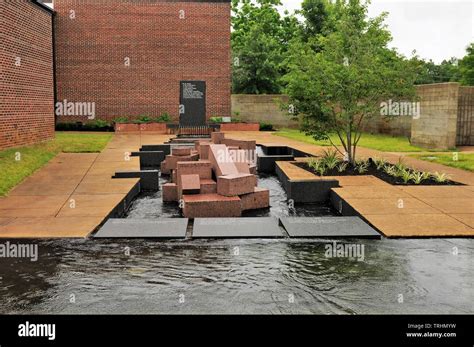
top-left (0, 131), bottom-right (472, 238)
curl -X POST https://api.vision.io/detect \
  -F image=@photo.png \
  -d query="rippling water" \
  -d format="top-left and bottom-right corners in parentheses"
top-left (0, 238), bottom-right (472, 314)
top-left (1, 175), bottom-right (472, 314)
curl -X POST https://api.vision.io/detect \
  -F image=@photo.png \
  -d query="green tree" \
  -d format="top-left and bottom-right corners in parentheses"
top-left (284, 0), bottom-right (417, 164)
top-left (459, 43), bottom-right (474, 85)
top-left (231, 0), bottom-right (300, 94)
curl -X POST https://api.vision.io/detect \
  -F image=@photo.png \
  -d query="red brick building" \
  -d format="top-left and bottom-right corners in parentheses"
top-left (0, 0), bottom-right (54, 150)
top-left (54, 0), bottom-right (232, 123)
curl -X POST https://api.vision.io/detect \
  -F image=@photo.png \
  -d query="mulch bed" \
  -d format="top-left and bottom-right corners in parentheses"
top-left (294, 159), bottom-right (463, 186)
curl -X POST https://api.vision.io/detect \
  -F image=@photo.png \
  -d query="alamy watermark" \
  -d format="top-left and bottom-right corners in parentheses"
top-left (55, 99), bottom-right (96, 120)
top-left (0, 241), bottom-right (38, 262)
top-left (324, 241), bottom-right (365, 262)
top-left (380, 99), bottom-right (420, 119)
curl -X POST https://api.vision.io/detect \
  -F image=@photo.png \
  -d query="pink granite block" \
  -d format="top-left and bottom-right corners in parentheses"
top-left (200, 178), bottom-right (217, 194)
top-left (221, 138), bottom-right (256, 151)
top-left (234, 161), bottom-right (251, 174)
top-left (209, 144), bottom-right (239, 177)
top-left (199, 142), bottom-right (211, 159)
top-left (172, 169), bottom-right (177, 183)
top-left (211, 132), bottom-right (225, 144)
top-left (217, 173), bottom-right (257, 196)
top-left (163, 183), bottom-right (178, 202)
top-left (180, 174), bottom-right (201, 195)
top-left (240, 187), bottom-right (270, 211)
top-left (165, 153), bottom-right (199, 170)
top-left (183, 194), bottom-right (241, 218)
top-left (172, 147), bottom-right (192, 156)
top-left (160, 161), bottom-right (170, 175)
top-left (176, 160), bottom-right (212, 179)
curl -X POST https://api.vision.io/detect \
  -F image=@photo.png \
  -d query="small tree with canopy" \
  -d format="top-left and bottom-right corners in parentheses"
top-left (284, 0), bottom-right (418, 164)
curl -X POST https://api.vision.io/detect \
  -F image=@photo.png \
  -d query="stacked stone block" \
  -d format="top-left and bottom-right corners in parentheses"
top-left (160, 132), bottom-right (269, 217)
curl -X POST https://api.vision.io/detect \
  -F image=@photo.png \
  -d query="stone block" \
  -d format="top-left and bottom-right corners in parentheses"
top-left (217, 173), bottom-right (257, 196)
top-left (211, 131), bottom-right (225, 144)
top-left (199, 142), bottom-right (211, 159)
top-left (176, 160), bottom-right (212, 179)
top-left (131, 151), bottom-right (165, 169)
top-left (200, 178), bottom-right (217, 194)
top-left (162, 183), bottom-right (178, 202)
top-left (180, 174), bottom-right (201, 195)
top-left (192, 217), bottom-right (283, 238)
top-left (113, 170), bottom-right (159, 191)
top-left (183, 194), bottom-right (241, 218)
top-left (140, 144), bottom-right (171, 156)
top-left (240, 187), bottom-right (270, 211)
top-left (209, 144), bottom-right (239, 176)
top-left (160, 161), bottom-right (170, 175)
top-left (234, 161), bottom-right (251, 174)
top-left (164, 153), bottom-right (199, 170)
top-left (172, 147), bottom-right (192, 156)
top-left (249, 165), bottom-right (257, 175)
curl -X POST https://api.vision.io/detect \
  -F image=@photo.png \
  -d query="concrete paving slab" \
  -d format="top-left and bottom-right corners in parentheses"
top-left (342, 197), bottom-right (440, 215)
top-left (398, 186), bottom-right (474, 199)
top-left (94, 218), bottom-right (188, 238)
top-left (417, 198), bottom-right (474, 214)
top-left (0, 217), bottom-right (104, 238)
top-left (363, 214), bottom-right (473, 237)
top-left (332, 186), bottom-right (412, 199)
top-left (0, 195), bottom-right (69, 210)
top-left (280, 217), bottom-right (381, 238)
top-left (450, 214), bottom-right (474, 228)
top-left (192, 217), bottom-right (283, 238)
top-left (56, 194), bottom-right (125, 217)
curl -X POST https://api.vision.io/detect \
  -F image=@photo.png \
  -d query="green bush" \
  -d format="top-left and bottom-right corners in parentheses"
top-left (154, 113), bottom-right (171, 123)
top-left (55, 120), bottom-right (113, 132)
top-left (133, 115), bottom-right (152, 124)
top-left (231, 117), bottom-right (242, 123)
top-left (259, 122), bottom-right (274, 131)
top-left (209, 117), bottom-right (223, 123)
top-left (114, 116), bottom-right (129, 123)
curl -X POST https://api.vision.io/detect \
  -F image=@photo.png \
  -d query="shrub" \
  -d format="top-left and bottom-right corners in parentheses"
top-left (337, 162), bottom-right (348, 173)
top-left (231, 117), bottom-right (242, 123)
top-left (432, 172), bottom-right (451, 183)
top-left (383, 164), bottom-right (398, 177)
top-left (209, 117), bottom-right (223, 123)
top-left (400, 169), bottom-right (412, 184)
top-left (154, 113), bottom-right (171, 123)
top-left (259, 122), bottom-right (274, 131)
top-left (355, 159), bottom-right (370, 174)
top-left (114, 116), bottom-right (129, 123)
top-left (133, 115), bottom-right (152, 124)
top-left (371, 157), bottom-right (386, 170)
top-left (410, 171), bottom-right (425, 184)
top-left (55, 121), bottom-right (112, 132)
top-left (321, 149), bottom-right (340, 169)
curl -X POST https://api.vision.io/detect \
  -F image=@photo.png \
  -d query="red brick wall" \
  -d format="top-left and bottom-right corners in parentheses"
top-left (54, 0), bottom-right (231, 123)
top-left (0, 1), bottom-right (54, 150)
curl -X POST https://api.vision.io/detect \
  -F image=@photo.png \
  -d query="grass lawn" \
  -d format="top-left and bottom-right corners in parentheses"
top-left (409, 153), bottom-right (474, 172)
top-left (274, 128), bottom-right (425, 152)
top-left (0, 132), bottom-right (112, 196)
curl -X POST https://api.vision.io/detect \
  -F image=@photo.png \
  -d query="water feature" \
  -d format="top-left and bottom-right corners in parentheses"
top-left (0, 238), bottom-right (472, 314)
top-left (126, 174), bottom-right (338, 219)
top-left (1, 168), bottom-right (471, 314)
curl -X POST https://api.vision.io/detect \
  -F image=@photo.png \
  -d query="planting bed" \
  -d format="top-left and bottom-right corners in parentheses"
top-left (295, 159), bottom-right (463, 186)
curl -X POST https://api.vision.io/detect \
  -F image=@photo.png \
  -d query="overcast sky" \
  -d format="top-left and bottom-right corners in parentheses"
top-left (279, 0), bottom-right (474, 63)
